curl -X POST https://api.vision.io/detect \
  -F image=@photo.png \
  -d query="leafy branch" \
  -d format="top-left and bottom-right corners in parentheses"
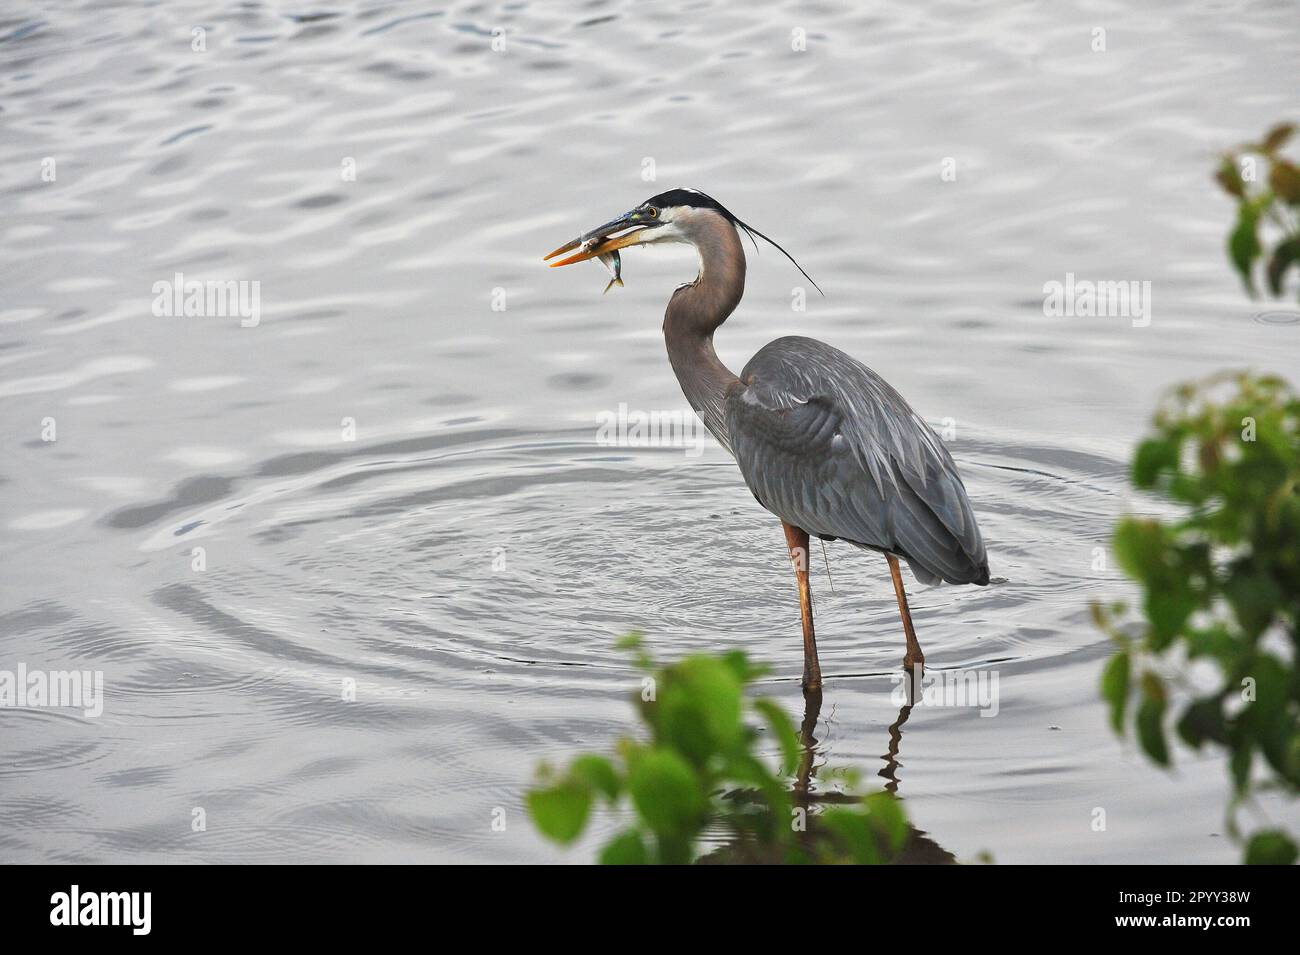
top-left (527, 635), bottom-right (912, 864)
top-left (1096, 372), bottom-right (1300, 865)
top-left (1215, 122), bottom-right (1300, 300)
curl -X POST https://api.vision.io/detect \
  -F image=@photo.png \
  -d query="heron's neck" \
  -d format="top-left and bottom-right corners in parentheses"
top-left (663, 218), bottom-right (745, 453)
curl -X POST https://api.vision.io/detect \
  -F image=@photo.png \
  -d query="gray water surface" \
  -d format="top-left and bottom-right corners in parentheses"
top-left (2, 0), bottom-right (1298, 863)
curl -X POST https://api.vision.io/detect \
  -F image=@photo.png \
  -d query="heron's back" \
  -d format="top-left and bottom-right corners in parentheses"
top-left (725, 336), bottom-right (989, 586)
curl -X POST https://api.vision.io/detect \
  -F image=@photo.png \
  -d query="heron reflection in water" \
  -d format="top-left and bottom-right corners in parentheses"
top-left (546, 189), bottom-right (989, 693)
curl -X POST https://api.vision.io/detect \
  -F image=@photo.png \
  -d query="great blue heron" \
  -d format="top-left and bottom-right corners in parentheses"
top-left (545, 188), bottom-right (989, 693)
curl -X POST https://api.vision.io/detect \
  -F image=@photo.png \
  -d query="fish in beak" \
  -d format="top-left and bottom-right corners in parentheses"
top-left (597, 250), bottom-right (622, 295)
top-left (543, 208), bottom-right (662, 290)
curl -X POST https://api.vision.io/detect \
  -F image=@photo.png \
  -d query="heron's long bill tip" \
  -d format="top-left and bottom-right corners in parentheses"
top-left (544, 228), bottom-right (645, 267)
top-left (542, 238), bottom-right (580, 262)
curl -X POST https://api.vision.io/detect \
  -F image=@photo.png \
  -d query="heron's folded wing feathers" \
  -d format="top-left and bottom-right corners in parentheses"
top-left (725, 336), bottom-right (988, 585)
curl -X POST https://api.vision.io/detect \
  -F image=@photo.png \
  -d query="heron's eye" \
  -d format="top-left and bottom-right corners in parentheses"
top-left (646, 207), bottom-right (659, 219)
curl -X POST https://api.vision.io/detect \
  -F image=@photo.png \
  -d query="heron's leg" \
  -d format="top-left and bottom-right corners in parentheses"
top-left (781, 522), bottom-right (822, 692)
top-left (886, 554), bottom-right (925, 672)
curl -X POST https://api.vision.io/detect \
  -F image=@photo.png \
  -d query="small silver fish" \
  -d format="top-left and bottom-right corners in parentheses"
top-left (598, 249), bottom-right (623, 294)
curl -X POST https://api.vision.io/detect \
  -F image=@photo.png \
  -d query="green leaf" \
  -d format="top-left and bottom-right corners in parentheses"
top-left (1230, 743), bottom-right (1252, 794)
top-left (863, 791), bottom-right (910, 854)
top-left (570, 755), bottom-right (621, 801)
top-left (527, 779), bottom-right (592, 845)
top-left (1113, 519), bottom-right (1167, 584)
top-left (1266, 237), bottom-right (1300, 297)
top-left (819, 808), bottom-right (884, 864)
top-left (753, 697), bottom-right (802, 773)
top-left (1241, 655), bottom-right (1288, 741)
top-left (1228, 202), bottom-right (1261, 295)
top-left (718, 649), bottom-right (767, 683)
top-left (1244, 830), bottom-right (1298, 865)
top-left (1136, 691), bottom-right (1170, 767)
top-left (1132, 439), bottom-right (1179, 488)
top-left (615, 631), bottom-right (645, 652)
top-left (1101, 651), bottom-right (1131, 735)
top-left (1259, 122), bottom-right (1296, 154)
top-left (1176, 697), bottom-right (1227, 748)
top-left (1223, 569), bottom-right (1281, 637)
top-left (628, 748), bottom-right (707, 841)
top-left (598, 829), bottom-right (649, 865)
top-left (616, 631), bottom-right (654, 670)
top-left (1271, 160), bottom-right (1300, 204)
top-left (652, 655), bottom-right (745, 764)
top-left (1146, 585), bottom-right (1196, 646)
top-left (1214, 156), bottom-right (1245, 198)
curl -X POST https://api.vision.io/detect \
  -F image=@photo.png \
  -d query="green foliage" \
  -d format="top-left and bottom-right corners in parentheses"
top-left (1097, 372), bottom-right (1300, 864)
top-left (1245, 830), bottom-right (1299, 865)
top-left (1214, 123), bottom-right (1300, 299)
top-left (527, 638), bottom-right (913, 864)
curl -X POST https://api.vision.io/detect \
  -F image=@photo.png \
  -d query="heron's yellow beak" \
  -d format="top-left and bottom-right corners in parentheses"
top-left (543, 210), bottom-right (657, 267)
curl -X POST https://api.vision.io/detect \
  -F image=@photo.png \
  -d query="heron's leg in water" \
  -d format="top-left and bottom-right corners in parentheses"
top-left (887, 554), bottom-right (924, 672)
top-left (781, 522), bottom-right (822, 692)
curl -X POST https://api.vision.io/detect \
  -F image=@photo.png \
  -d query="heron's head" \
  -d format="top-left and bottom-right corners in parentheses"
top-left (543, 187), bottom-right (821, 292)
top-left (543, 188), bottom-right (730, 265)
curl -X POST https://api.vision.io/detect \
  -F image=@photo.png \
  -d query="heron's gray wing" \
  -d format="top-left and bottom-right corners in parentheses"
top-left (725, 336), bottom-right (988, 585)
